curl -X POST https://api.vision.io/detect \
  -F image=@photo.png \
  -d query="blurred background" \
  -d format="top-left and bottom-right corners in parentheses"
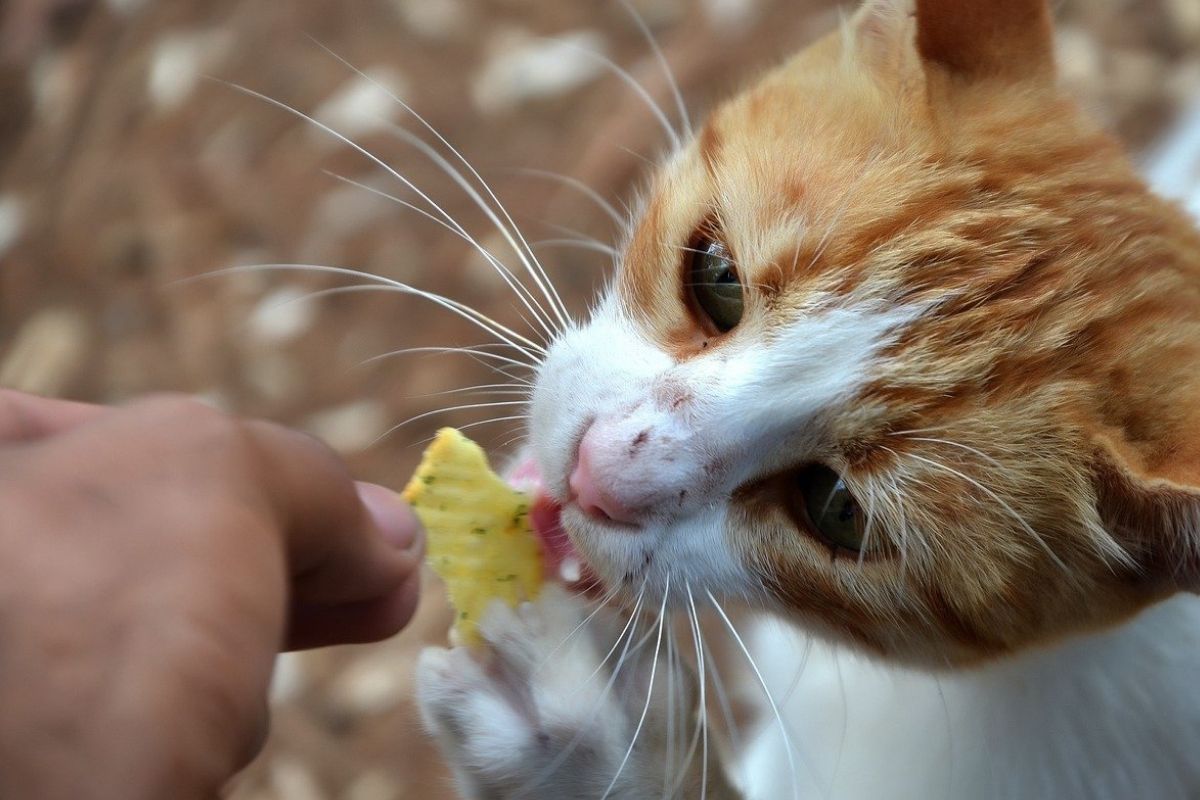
top-left (1, 0), bottom-right (1198, 797)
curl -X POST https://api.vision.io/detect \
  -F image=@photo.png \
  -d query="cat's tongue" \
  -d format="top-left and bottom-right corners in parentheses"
top-left (508, 458), bottom-right (598, 591)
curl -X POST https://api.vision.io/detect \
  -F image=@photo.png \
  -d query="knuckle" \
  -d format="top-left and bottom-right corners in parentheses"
top-left (134, 393), bottom-right (227, 426)
top-left (0, 389), bottom-right (35, 439)
top-left (251, 420), bottom-right (348, 477)
top-left (133, 394), bottom-right (258, 470)
top-left (146, 394), bottom-right (238, 434)
top-left (0, 389), bottom-right (22, 416)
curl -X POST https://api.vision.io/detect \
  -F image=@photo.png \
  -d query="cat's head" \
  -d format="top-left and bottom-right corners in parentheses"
top-left (530, 0), bottom-right (1200, 666)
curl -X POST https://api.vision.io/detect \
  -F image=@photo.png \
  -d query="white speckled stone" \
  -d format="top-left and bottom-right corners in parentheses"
top-left (147, 30), bottom-right (231, 111)
top-left (472, 30), bottom-right (607, 113)
top-left (303, 400), bottom-right (390, 455)
top-left (248, 285), bottom-right (319, 344)
top-left (392, 0), bottom-right (470, 40)
top-left (312, 68), bottom-right (410, 144)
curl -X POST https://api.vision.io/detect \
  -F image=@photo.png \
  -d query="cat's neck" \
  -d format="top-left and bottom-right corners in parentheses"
top-left (740, 595), bottom-right (1200, 800)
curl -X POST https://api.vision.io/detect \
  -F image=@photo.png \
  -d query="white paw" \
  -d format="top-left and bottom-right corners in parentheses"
top-left (417, 585), bottom-right (696, 799)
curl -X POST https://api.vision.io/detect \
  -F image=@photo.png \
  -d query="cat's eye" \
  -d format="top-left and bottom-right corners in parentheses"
top-left (688, 238), bottom-right (743, 333)
top-left (797, 465), bottom-right (865, 554)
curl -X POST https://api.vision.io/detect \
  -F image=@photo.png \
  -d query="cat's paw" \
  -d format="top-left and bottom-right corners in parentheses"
top-left (416, 584), bottom-right (688, 799)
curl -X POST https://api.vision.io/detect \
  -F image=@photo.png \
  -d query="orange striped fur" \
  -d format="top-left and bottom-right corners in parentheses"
top-left (619, 0), bottom-right (1200, 664)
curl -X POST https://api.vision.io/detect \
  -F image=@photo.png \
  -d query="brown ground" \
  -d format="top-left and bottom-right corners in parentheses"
top-left (1, 1), bottom-right (1197, 798)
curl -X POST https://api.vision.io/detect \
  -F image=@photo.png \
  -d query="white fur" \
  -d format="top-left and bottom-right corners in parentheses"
top-left (419, 589), bottom-right (1200, 800)
top-left (417, 586), bottom-right (713, 799)
top-left (420, 53), bottom-right (1200, 800)
top-left (422, 253), bottom-right (1200, 799)
top-left (529, 295), bottom-right (920, 603)
top-left (738, 595), bottom-right (1200, 800)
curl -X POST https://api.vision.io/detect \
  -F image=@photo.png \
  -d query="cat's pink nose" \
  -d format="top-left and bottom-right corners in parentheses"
top-left (568, 427), bottom-right (641, 526)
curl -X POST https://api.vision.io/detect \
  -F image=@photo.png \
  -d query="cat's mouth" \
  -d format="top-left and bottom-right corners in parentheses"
top-left (509, 457), bottom-right (603, 595)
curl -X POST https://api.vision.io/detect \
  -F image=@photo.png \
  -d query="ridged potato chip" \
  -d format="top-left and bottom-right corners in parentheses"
top-left (402, 428), bottom-right (544, 644)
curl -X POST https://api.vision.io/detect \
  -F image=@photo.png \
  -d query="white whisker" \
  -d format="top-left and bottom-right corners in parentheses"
top-left (514, 167), bottom-right (628, 229)
top-left (885, 446), bottom-right (1073, 577)
top-left (933, 676), bottom-right (957, 798)
top-left (323, 171), bottom-right (560, 340)
top-left (513, 584), bottom-right (649, 798)
top-left (703, 637), bottom-right (742, 756)
top-left (247, 282), bottom-right (547, 361)
top-left (533, 583), bottom-right (624, 673)
top-left (214, 79), bottom-right (559, 333)
top-left (587, 578), bottom-right (649, 685)
top-left (897, 435), bottom-right (1010, 471)
top-left (859, 480), bottom-right (878, 567)
top-left (321, 285), bottom-right (544, 361)
top-left (499, 426), bottom-right (530, 450)
top-left (437, 385), bottom-right (532, 398)
top-left (884, 472), bottom-right (913, 571)
top-left (779, 631), bottom-right (815, 706)
top-left (542, 36), bottom-right (681, 151)
top-left (363, 345), bottom-right (536, 372)
top-left (412, 415), bottom-right (531, 447)
top-left (383, 399), bottom-right (528, 438)
top-left (450, 414), bottom-right (530, 435)
top-left (212, 79), bottom-right (566, 357)
top-left (540, 219), bottom-right (621, 256)
top-left (185, 263), bottom-right (546, 359)
top-left (602, 575), bottom-right (672, 800)
top-left (532, 238), bottom-right (619, 257)
top-left (664, 627), bottom-right (677, 797)
top-left (685, 583), bottom-right (709, 800)
top-left (618, 143), bottom-right (657, 167)
top-left (707, 589), bottom-right (803, 800)
top-left (618, 0), bottom-right (692, 139)
top-left (386, 124), bottom-right (571, 331)
top-left (307, 40), bottom-right (572, 331)
top-left (387, 382), bottom-right (532, 404)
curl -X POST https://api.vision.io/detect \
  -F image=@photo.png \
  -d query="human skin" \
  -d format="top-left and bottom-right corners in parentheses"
top-left (0, 390), bottom-right (424, 799)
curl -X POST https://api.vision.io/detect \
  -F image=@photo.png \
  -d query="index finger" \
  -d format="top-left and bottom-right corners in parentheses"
top-left (239, 420), bottom-right (425, 638)
top-left (27, 395), bottom-right (425, 649)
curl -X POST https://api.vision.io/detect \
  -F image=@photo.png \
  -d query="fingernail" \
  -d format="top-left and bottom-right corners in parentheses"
top-left (357, 482), bottom-right (423, 552)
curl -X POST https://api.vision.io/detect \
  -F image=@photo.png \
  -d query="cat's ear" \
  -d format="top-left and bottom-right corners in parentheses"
top-left (853, 0), bottom-right (1055, 86)
top-left (850, 0), bottom-right (916, 78)
top-left (1093, 438), bottom-right (1200, 593)
top-left (913, 0), bottom-right (1055, 84)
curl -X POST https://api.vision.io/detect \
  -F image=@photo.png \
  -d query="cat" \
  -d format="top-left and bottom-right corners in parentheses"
top-left (416, 0), bottom-right (1200, 797)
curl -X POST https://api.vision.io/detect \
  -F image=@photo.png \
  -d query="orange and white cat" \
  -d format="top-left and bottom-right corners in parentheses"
top-left (417, 0), bottom-right (1200, 797)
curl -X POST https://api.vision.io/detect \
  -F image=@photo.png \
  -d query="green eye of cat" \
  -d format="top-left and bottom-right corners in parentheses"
top-left (688, 238), bottom-right (743, 333)
top-left (798, 465), bottom-right (865, 554)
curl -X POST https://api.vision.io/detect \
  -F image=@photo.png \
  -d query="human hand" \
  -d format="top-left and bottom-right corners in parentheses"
top-left (0, 390), bottom-right (424, 799)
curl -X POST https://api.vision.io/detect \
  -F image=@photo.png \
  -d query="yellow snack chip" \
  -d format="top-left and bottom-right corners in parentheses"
top-left (402, 428), bottom-right (544, 644)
